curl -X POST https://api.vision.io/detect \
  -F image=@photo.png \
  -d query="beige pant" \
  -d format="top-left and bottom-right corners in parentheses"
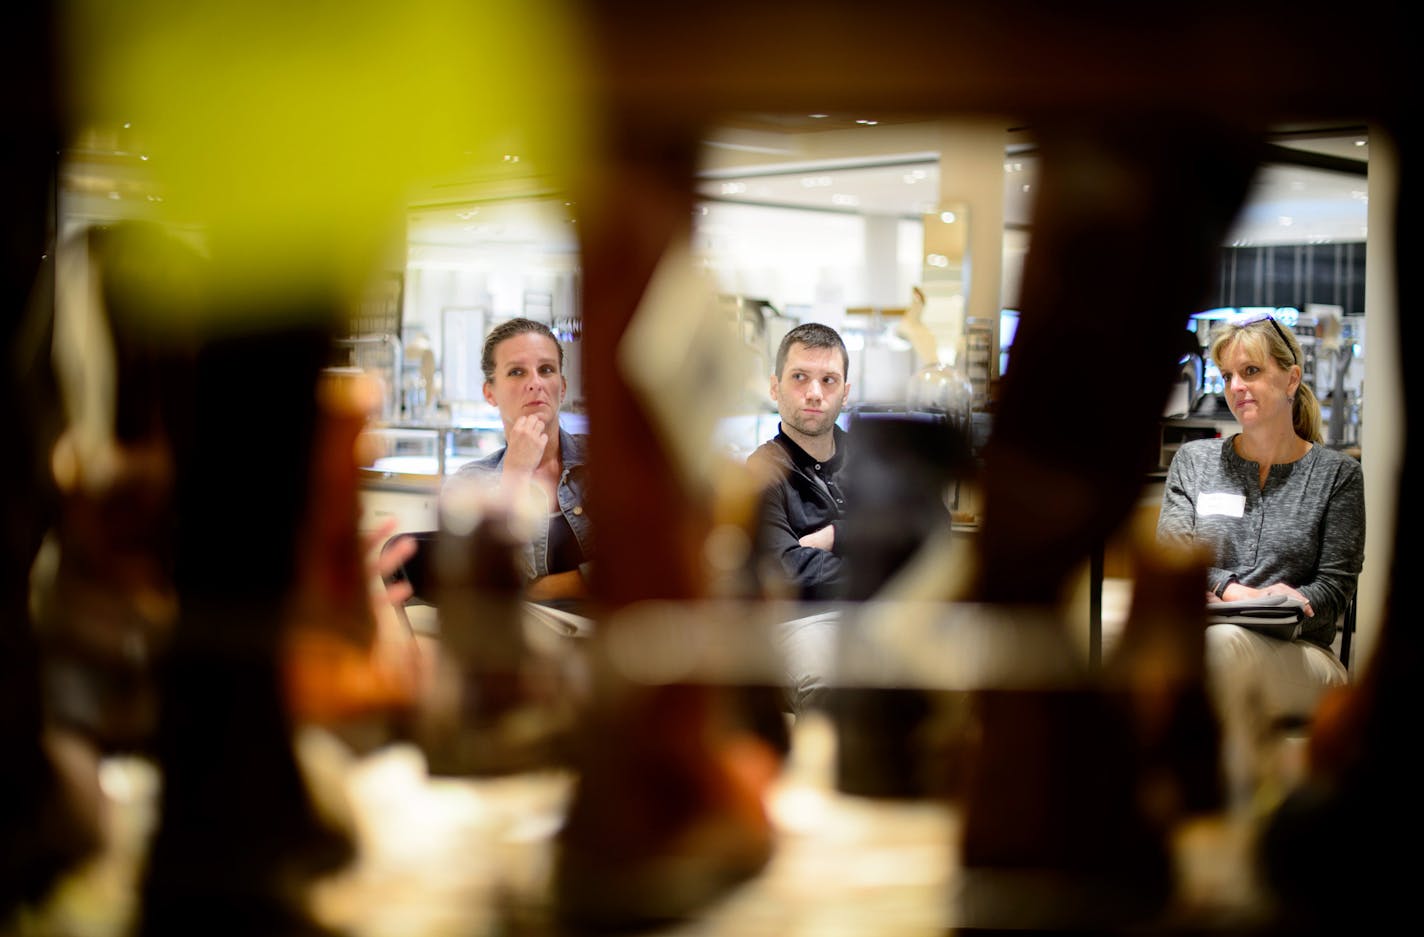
top-left (1204, 623), bottom-right (1349, 805)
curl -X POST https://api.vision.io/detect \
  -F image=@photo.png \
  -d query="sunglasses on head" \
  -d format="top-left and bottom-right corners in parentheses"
top-left (1228, 310), bottom-right (1297, 365)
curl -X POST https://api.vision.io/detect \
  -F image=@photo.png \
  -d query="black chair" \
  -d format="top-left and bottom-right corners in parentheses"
top-left (1338, 593), bottom-right (1358, 671)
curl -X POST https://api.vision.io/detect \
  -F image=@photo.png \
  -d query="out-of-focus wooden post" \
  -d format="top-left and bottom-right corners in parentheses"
top-left (554, 100), bottom-right (777, 929)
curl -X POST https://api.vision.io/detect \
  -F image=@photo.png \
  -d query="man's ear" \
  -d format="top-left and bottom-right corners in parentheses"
top-left (483, 382), bottom-right (496, 407)
top-left (769, 374), bottom-right (780, 403)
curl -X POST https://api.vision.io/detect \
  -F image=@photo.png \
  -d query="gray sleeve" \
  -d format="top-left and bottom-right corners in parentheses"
top-left (1156, 452), bottom-right (1198, 545)
top-left (1296, 460), bottom-right (1365, 635)
top-left (1155, 446), bottom-right (1237, 597)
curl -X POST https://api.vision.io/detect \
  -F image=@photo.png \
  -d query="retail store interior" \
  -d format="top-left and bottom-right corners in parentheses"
top-left (4, 3), bottom-right (1416, 937)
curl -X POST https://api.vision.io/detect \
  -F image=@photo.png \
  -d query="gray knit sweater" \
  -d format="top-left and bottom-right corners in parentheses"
top-left (1156, 436), bottom-right (1365, 647)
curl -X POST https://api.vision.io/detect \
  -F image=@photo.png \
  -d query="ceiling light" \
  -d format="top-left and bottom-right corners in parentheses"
top-left (808, 113), bottom-right (828, 119)
top-left (831, 194), bottom-right (859, 207)
top-left (855, 119), bottom-right (878, 126)
top-left (939, 211), bottom-right (957, 224)
top-left (1354, 139), bottom-right (1366, 147)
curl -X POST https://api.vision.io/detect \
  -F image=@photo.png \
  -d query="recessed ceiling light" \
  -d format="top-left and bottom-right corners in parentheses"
top-left (855, 119), bottom-right (878, 126)
top-left (808, 113), bottom-right (828, 119)
top-left (1354, 139), bottom-right (1366, 147)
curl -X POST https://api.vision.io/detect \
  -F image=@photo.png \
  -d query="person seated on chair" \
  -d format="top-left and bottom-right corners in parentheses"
top-left (746, 323), bottom-right (852, 714)
top-left (748, 322), bottom-right (853, 602)
top-left (1156, 310), bottom-right (1364, 804)
top-left (448, 317), bottom-right (593, 614)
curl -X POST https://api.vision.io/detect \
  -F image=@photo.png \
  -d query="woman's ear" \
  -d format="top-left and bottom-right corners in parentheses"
top-left (482, 381), bottom-right (496, 407)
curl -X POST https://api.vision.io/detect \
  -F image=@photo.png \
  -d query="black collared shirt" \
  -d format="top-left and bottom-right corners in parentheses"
top-left (746, 423), bottom-right (850, 599)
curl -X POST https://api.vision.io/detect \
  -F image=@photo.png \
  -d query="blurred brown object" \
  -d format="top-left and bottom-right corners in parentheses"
top-left (1104, 536), bottom-right (1224, 824)
top-left (554, 678), bottom-right (778, 931)
top-left (408, 503), bottom-right (586, 778)
top-left (550, 110), bottom-right (783, 931)
top-left (137, 323), bottom-right (358, 937)
top-left (32, 432), bottom-right (178, 752)
top-left (281, 370), bottom-right (420, 728)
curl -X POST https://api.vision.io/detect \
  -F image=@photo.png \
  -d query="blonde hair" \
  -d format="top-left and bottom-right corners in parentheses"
top-left (1210, 318), bottom-right (1322, 443)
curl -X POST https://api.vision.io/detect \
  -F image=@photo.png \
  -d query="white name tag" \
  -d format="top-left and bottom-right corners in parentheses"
top-left (1196, 491), bottom-right (1245, 518)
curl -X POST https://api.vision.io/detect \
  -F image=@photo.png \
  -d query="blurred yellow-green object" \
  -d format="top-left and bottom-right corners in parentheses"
top-left (63, 0), bottom-right (590, 324)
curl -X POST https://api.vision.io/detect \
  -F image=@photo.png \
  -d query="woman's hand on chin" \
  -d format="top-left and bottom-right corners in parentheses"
top-left (503, 415), bottom-right (549, 476)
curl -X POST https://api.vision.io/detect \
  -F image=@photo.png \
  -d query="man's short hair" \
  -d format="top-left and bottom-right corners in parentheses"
top-left (775, 322), bottom-right (849, 379)
top-left (480, 317), bottom-right (564, 383)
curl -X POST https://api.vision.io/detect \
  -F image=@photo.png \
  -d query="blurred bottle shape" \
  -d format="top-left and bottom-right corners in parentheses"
top-left (828, 411), bottom-right (974, 799)
top-left (409, 479), bottom-right (583, 777)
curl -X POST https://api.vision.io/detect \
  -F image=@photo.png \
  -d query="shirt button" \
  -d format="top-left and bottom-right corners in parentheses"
top-left (572, 505), bottom-right (584, 516)
top-left (815, 463), bottom-right (821, 469)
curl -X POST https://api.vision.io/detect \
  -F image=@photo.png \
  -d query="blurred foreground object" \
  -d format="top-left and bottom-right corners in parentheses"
top-left (407, 479), bottom-right (587, 777)
top-left (1, 3), bottom-right (106, 914)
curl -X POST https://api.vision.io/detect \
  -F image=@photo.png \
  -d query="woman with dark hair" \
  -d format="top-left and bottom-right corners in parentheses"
top-left (450, 317), bottom-right (592, 607)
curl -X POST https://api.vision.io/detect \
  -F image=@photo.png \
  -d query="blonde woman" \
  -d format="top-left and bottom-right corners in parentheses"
top-left (1157, 311), bottom-right (1364, 801)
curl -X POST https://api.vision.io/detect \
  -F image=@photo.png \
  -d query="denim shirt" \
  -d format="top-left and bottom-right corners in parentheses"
top-left (451, 427), bottom-right (594, 584)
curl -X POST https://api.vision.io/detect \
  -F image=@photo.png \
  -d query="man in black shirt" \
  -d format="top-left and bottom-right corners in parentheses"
top-left (748, 322), bottom-right (852, 601)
